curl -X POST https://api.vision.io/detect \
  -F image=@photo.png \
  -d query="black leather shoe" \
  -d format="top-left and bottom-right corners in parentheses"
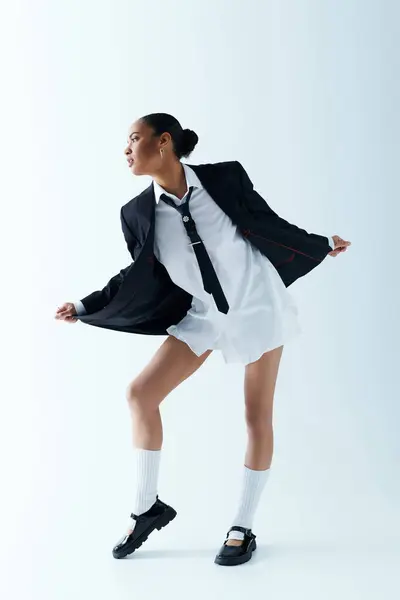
top-left (214, 526), bottom-right (257, 566)
top-left (112, 495), bottom-right (177, 559)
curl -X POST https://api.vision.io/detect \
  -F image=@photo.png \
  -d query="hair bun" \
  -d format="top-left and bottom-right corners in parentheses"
top-left (180, 128), bottom-right (199, 158)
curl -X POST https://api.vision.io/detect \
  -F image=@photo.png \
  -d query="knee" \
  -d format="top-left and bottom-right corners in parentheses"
top-left (125, 381), bottom-right (157, 412)
top-left (245, 406), bottom-right (273, 431)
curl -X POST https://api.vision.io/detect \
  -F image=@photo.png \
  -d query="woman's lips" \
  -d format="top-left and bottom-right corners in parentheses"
top-left (127, 158), bottom-right (134, 167)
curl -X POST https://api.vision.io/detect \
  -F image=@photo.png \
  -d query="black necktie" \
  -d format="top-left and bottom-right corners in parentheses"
top-left (159, 186), bottom-right (229, 314)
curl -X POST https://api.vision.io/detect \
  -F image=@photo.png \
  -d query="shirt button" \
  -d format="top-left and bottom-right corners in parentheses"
top-left (183, 216), bottom-right (189, 222)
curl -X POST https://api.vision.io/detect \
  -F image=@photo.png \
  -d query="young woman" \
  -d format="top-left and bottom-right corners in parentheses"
top-left (55, 113), bottom-right (351, 566)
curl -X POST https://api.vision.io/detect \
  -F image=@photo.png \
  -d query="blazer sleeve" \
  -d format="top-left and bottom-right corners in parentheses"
top-left (77, 206), bottom-right (137, 315)
top-left (236, 161), bottom-right (332, 261)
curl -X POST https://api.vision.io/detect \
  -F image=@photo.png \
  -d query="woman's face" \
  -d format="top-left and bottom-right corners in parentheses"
top-left (124, 120), bottom-right (167, 176)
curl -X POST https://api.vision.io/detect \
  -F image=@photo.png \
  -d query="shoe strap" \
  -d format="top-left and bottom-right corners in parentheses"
top-left (130, 495), bottom-right (159, 520)
top-left (130, 512), bottom-right (148, 521)
top-left (226, 525), bottom-right (255, 538)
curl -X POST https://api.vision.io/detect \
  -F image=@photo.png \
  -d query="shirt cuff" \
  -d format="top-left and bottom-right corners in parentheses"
top-left (74, 300), bottom-right (87, 316)
top-left (327, 236), bottom-right (335, 250)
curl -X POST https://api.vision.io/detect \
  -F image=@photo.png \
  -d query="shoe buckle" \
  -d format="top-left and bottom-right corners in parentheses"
top-left (242, 528), bottom-right (253, 539)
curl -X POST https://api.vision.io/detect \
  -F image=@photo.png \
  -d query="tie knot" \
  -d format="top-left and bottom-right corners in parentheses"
top-left (159, 185), bottom-right (194, 207)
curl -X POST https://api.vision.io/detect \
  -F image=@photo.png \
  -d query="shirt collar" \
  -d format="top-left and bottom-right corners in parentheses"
top-left (153, 163), bottom-right (203, 204)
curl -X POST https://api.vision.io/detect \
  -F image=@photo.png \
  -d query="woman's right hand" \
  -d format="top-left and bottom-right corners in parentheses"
top-left (54, 302), bottom-right (79, 323)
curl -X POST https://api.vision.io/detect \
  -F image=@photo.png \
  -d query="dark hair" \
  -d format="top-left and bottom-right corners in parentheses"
top-left (140, 112), bottom-right (199, 159)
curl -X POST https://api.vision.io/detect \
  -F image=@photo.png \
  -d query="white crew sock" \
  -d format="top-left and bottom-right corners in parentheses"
top-left (126, 448), bottom-right (161, 533)
top-left (227, 465), bottom-right (271, 541)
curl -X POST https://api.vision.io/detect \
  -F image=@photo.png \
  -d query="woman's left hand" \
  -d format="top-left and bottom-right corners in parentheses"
top-left (328, 235), bottom-right (351, 257)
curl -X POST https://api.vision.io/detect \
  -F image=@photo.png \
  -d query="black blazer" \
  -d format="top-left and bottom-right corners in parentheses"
top-left (74, 160), bottom-right (332, 335)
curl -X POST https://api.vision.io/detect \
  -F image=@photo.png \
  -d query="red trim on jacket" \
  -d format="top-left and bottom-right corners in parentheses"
top-left (242, 229), bottom-right (323, 263)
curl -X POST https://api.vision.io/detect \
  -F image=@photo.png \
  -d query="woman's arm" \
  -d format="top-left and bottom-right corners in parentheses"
top-left (236, 161), bottom-right (332, 261)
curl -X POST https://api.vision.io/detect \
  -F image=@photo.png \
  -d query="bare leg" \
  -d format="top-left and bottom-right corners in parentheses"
top-left (226, 344), bottom-right (284, 546)
top-left (244, 344), bottom-right (283, 469)
top-left (126, 335), bottom-right (213, 449)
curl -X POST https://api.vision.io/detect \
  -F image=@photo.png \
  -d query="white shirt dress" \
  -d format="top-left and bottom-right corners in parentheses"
top-left (153, 164), bottom-right (301, 366)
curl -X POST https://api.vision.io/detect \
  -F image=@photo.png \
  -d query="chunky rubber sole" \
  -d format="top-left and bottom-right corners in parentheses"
top-left (214, 540), bottom-right (257, 566)
top-left (112, 507), bottom-right (177, 559)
